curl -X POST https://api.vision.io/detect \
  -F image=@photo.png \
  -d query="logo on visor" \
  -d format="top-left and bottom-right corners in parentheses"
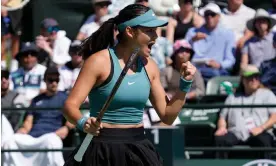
top-left (152, 13), bottom-right (155, 16)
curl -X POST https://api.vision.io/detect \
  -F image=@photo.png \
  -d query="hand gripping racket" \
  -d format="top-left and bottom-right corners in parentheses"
top-left (74, 48), bottom-right (140, 162)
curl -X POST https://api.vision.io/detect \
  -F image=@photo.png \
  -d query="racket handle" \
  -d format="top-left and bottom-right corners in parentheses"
top-left (74, 134), bottom-right (94, 162)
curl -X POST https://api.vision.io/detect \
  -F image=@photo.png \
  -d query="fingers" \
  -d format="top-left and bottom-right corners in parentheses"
top-left (83, 117), bottom-right (102, 136)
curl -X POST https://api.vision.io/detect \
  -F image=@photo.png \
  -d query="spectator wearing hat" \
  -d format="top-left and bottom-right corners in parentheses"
top-left (58, 40), bottom-right (84, 93)
top-left (185, 3), bottom-right (236, 82)
top-left (108, 0), bottom-right (134, 16)
top-left (161, 39), bottom-right (205, 100)
top-left (10, 42), bottom-right (47, 104)
top-left (241, 9), bottom-right (276, 69)
top-left (36, 18), bottom-right (71, 67)
top-left (259, 32), bottom-right (276, 95)
top-left (268, 0), bottom-right (276, 32)
top-left (76, 0), bottom-right (112, 41)
top-left (215, 65), bottom-right (276, 159)
top-left (166, 0), bottom-right (204, 43)
top-left (1, 69), bottom-right (29, 131)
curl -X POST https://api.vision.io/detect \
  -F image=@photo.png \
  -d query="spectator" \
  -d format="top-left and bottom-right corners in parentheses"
top-left (241, 9), bottom-right (276, 68)
top-left (167, 0), bottom-right (204, 43)
top-left (108, 0), bottom-right (134, 16)
top-left (36, 18), bottom-right (71, 67)
top-left (135, 0), bottom-right (149, 7)
top-left (161, 39), bottom-right (205, 99)
top-left (76, 0), bottom-right (112, 41)
top-left (3, 67), bottom-right (70, 166)
top-left (150, 28), bottom-right (173, 70)
top-left (1, 69), bottom-right (29, 131)
top-left (58, 40), bottom-right (83, 93)
top-left (220, 0), bottom-right (256, 48)
top-left (185, 3), bottom-right (236, 82)
top-left (17, 67), bottom-right (71, 139)
top-left (10, 42), bottom-right (47, 104)
top-left (259, 33), bottom-right (276, 95)
top-left (149, 0), bottom-right (180, 17)
top-left (214, 65), bottom-right (276, 159)
top-left (1, 0), bottom-right (23, 72)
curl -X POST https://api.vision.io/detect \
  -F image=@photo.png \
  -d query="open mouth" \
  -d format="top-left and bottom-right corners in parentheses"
top-left (147, 42), bottom-right (155, 50)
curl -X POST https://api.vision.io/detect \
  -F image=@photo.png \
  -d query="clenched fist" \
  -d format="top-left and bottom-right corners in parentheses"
top-left (83, 117), bottom-right (103, 136)
top-left (179, 61), bottom-right (196, 81)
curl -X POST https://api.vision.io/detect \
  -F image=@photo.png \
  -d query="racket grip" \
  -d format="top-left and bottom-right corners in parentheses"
top-left (74, 134), bottom-right (94, 162)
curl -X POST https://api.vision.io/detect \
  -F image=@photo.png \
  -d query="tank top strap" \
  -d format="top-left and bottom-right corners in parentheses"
top-left (108, 47), bottom-right (121, 72)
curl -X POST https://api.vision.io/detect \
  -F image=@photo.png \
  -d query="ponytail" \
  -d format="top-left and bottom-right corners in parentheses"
top-left (79, 17), bottom-right (117, 60)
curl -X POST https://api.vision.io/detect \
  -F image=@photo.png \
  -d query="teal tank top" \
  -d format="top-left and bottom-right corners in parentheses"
top-left (88, 48), bottom-right (151, 124)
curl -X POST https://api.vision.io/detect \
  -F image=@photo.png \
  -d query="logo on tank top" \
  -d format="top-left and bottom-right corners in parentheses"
top-left (128, 82), bottom-right (135, 85)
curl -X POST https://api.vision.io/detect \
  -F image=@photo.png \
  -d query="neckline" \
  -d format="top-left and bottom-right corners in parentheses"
top-left (110, 48), bottom-right (141, 77)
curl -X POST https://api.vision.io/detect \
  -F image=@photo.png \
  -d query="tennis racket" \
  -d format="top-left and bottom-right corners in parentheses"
top-left (74, 47), bottom-right (141, 162)
top-left (1, 0), bottom-right (30, 11)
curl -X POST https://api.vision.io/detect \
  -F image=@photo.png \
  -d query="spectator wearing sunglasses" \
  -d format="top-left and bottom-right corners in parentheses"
top-left (76, 0), bottom-right (112, 41)
top-left (10, 42), bottom-right (47, 104)
top-left (1, 69), bottom-right (29, 131)
top-left (215, 65), bottom-right (276, 159)
top-left (185, 3), bottom-right (236, 83)
top-left (36, 18), bottom-right (71, 67)
top-left (58, 40), bottom-right (84, 94)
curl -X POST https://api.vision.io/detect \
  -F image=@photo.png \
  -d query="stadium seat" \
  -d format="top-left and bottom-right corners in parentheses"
top-left (206, 76), bottom-right (240, 95)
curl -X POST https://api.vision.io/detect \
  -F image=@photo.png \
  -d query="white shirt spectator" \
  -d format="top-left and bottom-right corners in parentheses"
top-left (52, 30), bottom-right (71, 66)
top-left (58, 62), bottom-right (81, 92)
top-left (221, 4), bottom-right (256, 42)
top-left (79, 15), bottom-right (100, 38)
top-left (108, 0), bottom-right (135, 15)
top-left (9, 64), bottom-right (46, 103)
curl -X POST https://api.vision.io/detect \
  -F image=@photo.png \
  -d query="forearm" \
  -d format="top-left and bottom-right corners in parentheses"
top-left (217, 117), bottom-right (227, 129)
top-left (163, 90), bottom-right (186, 125)
top-left (63, 101), bottom-right (83, 125)
top-left (260, 114), bottom-right (276, 130)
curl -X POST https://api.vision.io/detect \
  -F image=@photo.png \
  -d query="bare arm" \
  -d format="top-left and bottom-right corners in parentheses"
top-left (62, 50), bottom-right (108, 125)
top-left (166, 18), bottom-right (177, 43)
top-left (240, 53), bottom-right (249, 69)
top-left (148, 59), bottom-right (196, 125)
top-left (193, 12), bottom-right (204, 28)
top-left (17, 115), bottom-right (33, 134)
top-left (217, 117), bottom-right (227, 129)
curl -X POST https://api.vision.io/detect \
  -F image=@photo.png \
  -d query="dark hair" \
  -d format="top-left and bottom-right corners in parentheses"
top-left (79, 4), bottom-right (150, 60)
top-left (253, 17), bottom-right (271, 36)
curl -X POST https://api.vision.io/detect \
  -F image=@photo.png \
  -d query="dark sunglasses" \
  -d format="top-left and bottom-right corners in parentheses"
top-left (47, 77), bottom-right (60, 83)
top-left (244, 74), bottom-right (260, 80)
top-left (47, 26), bottom-right (59, 33)
top-left (21, 51), bottom-right (38, 57)
top-left (204, 12), bottom-right (217, 18)
top-left (1, 70), bottom-right (10, 79)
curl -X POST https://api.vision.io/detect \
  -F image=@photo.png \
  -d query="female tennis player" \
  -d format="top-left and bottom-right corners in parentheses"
top-left (63, 4), bottom-right (196, 166)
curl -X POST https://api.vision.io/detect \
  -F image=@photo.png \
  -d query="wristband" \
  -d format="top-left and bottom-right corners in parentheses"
top-left (77, 117), bottom-right (88, 132)
top-left (179, 77), bottom-right (193, 93)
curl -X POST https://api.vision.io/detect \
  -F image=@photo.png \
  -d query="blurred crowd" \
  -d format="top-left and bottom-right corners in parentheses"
top-left (1, 0), bottom-right (276, 165)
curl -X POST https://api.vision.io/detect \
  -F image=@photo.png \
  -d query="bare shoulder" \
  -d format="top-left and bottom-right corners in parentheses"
top-left (168, 17), bottom-right (177, 27)
top-left (142, 57), bottom-right (160, 83)
top-left (81, 49), bottom-right (111, 79)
